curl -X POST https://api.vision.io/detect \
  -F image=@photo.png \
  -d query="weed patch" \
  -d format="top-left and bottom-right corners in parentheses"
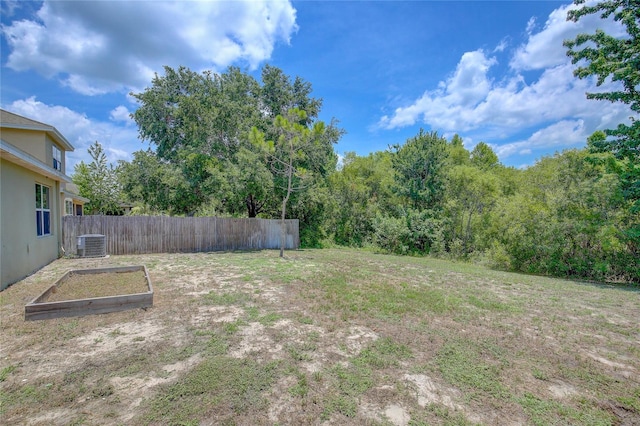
top-left (435, 338), bottom-right (507, 401)
top-left (517, 392), bottom-right (614, 425)
top-left (321, 363), bottom-right (374, 419)
top-left (467, 294), bottom-right (521, 313)
top-left (203, 290), bottom-right (251, 306)
top-left (258, 312), bottom-right (282, 326)
top-left (616, 386), bottom-right (640, 412)
top-left (318, 275), bottom-right (462, 320)
top-left (354, 337), bottom-right (412, 369)
top-left (0, 365), bottom-right (16, 382)
top-left (141, 357), bottom-right (280, 425)
top-left (288, 371), bottom-right (309, 398)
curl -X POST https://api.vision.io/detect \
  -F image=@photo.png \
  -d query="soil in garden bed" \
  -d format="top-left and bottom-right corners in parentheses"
top-left (44, 270), bottom-right (149, 302)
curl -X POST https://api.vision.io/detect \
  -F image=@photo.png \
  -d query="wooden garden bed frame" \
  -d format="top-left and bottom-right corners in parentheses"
top-left (25, 265), bottom-right (153, 321)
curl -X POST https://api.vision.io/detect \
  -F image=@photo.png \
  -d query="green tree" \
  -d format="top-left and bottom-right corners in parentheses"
top-left (130, 65), bottom-right (332, 219)
top-left (118, 149), bottom-right (202, 215)
top-left (251, 108), bottom-right (339, 257)
top-left (371, 130), bottom-right (451, 255)
top-left (446, 165), bottom-right (500, 255)
top-left (328, 151), bottom-right (398, 246)
top-left (565, 0), bottom-right (639, 160)
top-left (391, 129), bottom-right (449, 211)
top-left (447, 134), bottom-right (471, 166)
top-left (485, 149), bottom-right (637, 281)
top-left (131, 66), bottom-right (265, 216)
top-left (470, 142), bottom-right (499, 170)
top-left (260, 64), bottom-right (322, 125)
top-left (224, 147), bottom-right (274, 218)
top-left (73, 141), bottom-right (121, 215)
top-left (132, 66), bottom-right (262, 161)
top-left (564, 0), bottom-right (640, 255)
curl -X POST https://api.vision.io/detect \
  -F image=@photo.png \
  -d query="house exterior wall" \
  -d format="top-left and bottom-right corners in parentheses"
top-left (1, 159), bottom-right (62, 290)
top-left (1, 128), bottom-right (47, 163)
top-left (0, 129), bottom-right (66, 175)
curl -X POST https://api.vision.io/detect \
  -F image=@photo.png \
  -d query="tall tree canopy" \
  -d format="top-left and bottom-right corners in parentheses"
top-left (390, 129), bottom-right (449, 211)
top-left (470, 142), bottom-right (499, 170)
top-left (129, 65), bottom-right (334, 217)
top-left (131, 66), bottom-right (262, 161)
top-left (328, 151), bottom-right (397, 246)
top-left (117, 149), bottom-right (198, 215)
top-left (565, 0), bottom-right (640, 248)
top-left (564, 0), bottom-right (639, 159)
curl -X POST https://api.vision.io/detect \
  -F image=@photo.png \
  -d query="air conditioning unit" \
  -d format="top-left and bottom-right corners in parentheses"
top-left (76, 234), bottom-right (106, 257)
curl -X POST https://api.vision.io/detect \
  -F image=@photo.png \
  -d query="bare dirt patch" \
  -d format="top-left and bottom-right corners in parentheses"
top-left (44, 269), bottom-right (149, 302)
top-left (404, 373), bottom-right (462, 411)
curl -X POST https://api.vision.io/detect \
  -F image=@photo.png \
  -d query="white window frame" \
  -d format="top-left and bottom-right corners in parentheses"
top-left (52, 145), bottom-right (62, 171)
top-left (65, 199), bottom-right (73, 216)
top-left (36, 183), bottom-right (51, 236)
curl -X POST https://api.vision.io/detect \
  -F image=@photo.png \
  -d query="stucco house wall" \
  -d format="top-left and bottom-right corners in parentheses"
top-left (1, 128), bottom-right (67, 171)
top-left (0, 161), bottom-right (62, 287)
top-left (0, 109), bottom-right (77, 290)
top-left (0, 128), bottom-right (47, 160)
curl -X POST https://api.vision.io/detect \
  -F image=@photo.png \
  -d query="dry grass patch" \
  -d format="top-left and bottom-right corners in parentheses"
top-left (1, 249), bottom-right (638, 425)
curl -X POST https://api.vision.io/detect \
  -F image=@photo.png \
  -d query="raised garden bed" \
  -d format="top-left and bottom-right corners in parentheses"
top-left (25, 265), bottom-right (153, 321)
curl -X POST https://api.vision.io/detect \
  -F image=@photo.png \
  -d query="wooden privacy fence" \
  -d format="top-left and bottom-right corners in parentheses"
top-left (62, 216), bottom-right (299, 255)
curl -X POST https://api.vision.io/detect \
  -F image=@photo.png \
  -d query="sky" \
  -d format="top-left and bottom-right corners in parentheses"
top-left (1, 0), bottom-right (635, 171)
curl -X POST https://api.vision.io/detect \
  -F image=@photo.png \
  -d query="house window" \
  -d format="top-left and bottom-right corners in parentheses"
top-left (52, 145), bottom-right (62, 171)
top-left (65, 200), bottom-right (73, 215)
top-left (36, 184), bottom-right (51, 236)
top-left (75, 204), bottom-right (83, 216)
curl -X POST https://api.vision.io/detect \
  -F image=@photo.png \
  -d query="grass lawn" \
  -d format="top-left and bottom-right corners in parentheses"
top-left (1, 248), bottom-right (638, 425)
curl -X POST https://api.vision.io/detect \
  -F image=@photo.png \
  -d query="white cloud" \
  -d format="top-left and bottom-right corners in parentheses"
top-left (379, 49), bottom-right (496, 130)
top-left (110, 106), bottom-right (133, 124)
top-left (525, 17), bottom-right (536, 35)
top-left (61, 75), bottom-right (122, 96)
top-left (378, 2), bottom-right (634, 162)
top-left (493, 38), bottom-right (508, 53)
top-left (447, 51), bottom-right (497, 106)
top-left (510, 2), bottom-right (624, 71)
top-left (2, 0), bottom-right (298, 95)
top-left (495, 120), bottom-right (587, 159)
top-left (5, 97), bottom-right (140, 170)
top-left (106, 147), bottom-right (130, 161)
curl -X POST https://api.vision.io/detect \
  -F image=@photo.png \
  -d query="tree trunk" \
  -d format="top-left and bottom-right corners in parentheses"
top-left (246, 194), bottom-right (257, 218)
top-left (280, 157), bottom-right (294, 258)
top-left (280, 196), bottom-right (288, 258)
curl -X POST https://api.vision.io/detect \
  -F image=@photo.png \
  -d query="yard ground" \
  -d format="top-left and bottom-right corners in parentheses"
top-left (1, 249), bottom-right (638, 425)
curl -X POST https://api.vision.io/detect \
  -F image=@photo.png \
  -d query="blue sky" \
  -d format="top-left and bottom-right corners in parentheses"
top-left (1, 0), bottom-right (634, 170)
